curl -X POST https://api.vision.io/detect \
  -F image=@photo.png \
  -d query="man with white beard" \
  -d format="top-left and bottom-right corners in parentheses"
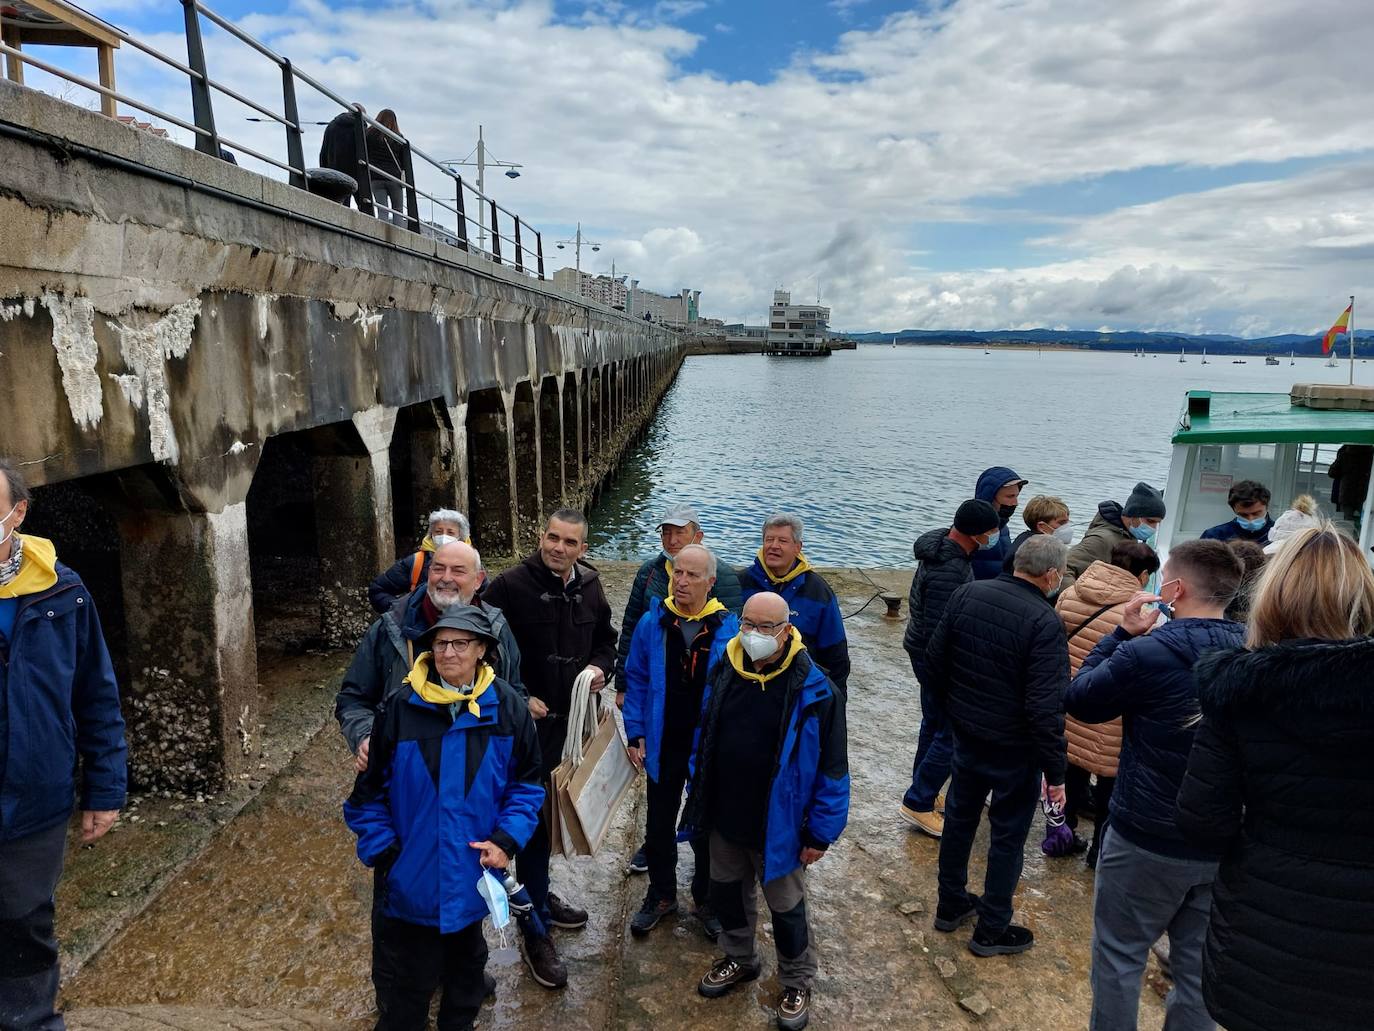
top-left (335, 540), bottom-right (524, 772)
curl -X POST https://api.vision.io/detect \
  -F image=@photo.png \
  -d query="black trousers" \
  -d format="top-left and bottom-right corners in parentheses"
top-left (515, 715), bottom-right (568, 936)
top-left (0, 820), bottom-right (67, 1031)
top-left (937, 735), bottom-right (1041, 936)
top-left (645, 743), bottom-right (709, 906)
top-left (371, 909), bottom-right (488, 1031)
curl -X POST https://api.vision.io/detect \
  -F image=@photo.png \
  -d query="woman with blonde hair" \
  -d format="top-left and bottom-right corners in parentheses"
top-left (1178, 526), bottom-right (1374, 1031)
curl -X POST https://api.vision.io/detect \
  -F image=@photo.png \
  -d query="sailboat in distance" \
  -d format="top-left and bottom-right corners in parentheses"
top-left (1179, 347), bottom-right (1187, 363)
top-left (1202, 348), bottom-right (1209, 365)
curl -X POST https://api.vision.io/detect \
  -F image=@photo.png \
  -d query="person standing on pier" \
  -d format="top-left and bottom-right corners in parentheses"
top-left (0, 460), bottom-right (127, 1030)
top-left (623, 544), bottom-right (738, 940)
top-left (367, 509), bottom-right (471, 613)
top-left (337, 540), bottom-right (524, 774)
top-left (898, 499), bottom-right (1001, 840)
top-left (684, 591), bottom-right (848, 1031)
top-left (1063, 483), bottom-right (1165, 592)
top-left (481, 509), bottom-right (618, 992)
top-left (739, 514), bottom-right (850, 696)
top-left (969, 466), bottom-right (1027, 580)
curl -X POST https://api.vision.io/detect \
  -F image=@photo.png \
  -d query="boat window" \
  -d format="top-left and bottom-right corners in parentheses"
top-left (1174, 443), bottom-right (1279, 536)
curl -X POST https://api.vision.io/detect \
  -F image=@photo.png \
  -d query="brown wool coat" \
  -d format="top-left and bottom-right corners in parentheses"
top-left (1054, 560), bottom-right (1143, 777)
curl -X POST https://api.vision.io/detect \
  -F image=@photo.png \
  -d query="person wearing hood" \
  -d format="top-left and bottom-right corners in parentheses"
top-left (368, 509), bottom-right (472, 613)
top-left (739, 514), bottom-right (850, 697)
top-left (1065, 539), bottom-right (1245, 1031)
top-left (0, 460), bottom-right (126, 1030)
top-left (1178, 526), bottom-right (1374, 1031)
top-left (481, 510), bottom-right (618, 991)
top-left (1001, 495), bottom-right (1072, 575)
top-left (683, 591), bottom-right (848, 1031)
top-left (623, 544), bottom-right (739, 941)
top-left (1200, 480), bottom-right (1274, 546)
top-left (338, 540), bottom-right (525, 775)
top-left (898, 499), bottom-right (1001, 839)
top-left (1063, 483), bottom-right (1165, 592)
top-left (969, 466), bottom-right (1027, 580)
top-left (344, 605), bottom-right (543, 1031)
top-left (1261, 494), bottom-right (1321, 555)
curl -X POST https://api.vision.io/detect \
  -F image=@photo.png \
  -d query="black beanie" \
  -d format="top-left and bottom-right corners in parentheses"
top-left (1122, 482), bottom-right (1166, 519)
top-left (953, 499), bottom-right (1000, 535)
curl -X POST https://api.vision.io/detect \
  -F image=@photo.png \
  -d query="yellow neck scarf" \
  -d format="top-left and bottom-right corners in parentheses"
top-left (406, 657), bottom-right (496, 717)
top-left (663, 595), bottom-right (727, 622)
top-left (725, 629), bottom-right (806, 689)
top-left (0, 535), bottom-right (59, 600)
top-left (756, 548), bottom-right (812, 586)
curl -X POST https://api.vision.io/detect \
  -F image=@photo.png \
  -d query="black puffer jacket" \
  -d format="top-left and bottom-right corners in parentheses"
top-left (924, 574), bottom-right (1068, 783)
top-left (902, 528), bottom-right (973, 677)
top-left (1066, 617), bottom-right (1242, 858)
top-left (1178, 637), bottom-right (1374, 1031)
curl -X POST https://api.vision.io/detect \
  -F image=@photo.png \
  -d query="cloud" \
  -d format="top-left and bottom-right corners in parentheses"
top-left (102, 0), bottom-right (1374, 334)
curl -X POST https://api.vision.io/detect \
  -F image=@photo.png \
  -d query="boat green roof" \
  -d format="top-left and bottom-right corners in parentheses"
top-left (1172, 390), bottom-right (1374, 445)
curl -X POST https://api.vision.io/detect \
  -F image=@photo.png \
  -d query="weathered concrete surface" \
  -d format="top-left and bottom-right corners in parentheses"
top-left (60, 564), bottom-right (1168, 1030)
top-left (68, 1008), bottom-right (352, 1031)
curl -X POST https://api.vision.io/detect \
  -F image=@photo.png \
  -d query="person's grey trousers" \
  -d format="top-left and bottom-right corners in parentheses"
top-left (1089, 825), bottom-right (1216, 1031)
top-left (0, 820), bottom-right (69, 1031)
top-left (708, 831), bottom-right (817, 989)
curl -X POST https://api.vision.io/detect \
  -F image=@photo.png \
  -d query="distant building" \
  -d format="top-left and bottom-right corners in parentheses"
top-left (765, 290), bottom-right (831, 354)
top-left (552, 267), bottom-right (628, 310)
top-left (626, 282), bottom-right (699, 329)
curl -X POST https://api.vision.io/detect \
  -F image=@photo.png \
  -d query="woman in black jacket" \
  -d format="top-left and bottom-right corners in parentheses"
top-left (1177, 525), bottom-right (1374, 1031)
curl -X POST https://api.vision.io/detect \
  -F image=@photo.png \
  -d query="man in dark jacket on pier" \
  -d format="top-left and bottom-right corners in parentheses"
top-left (1064, 483), bottom-right (1165, 592)
top-left (926, 534), bottom-right (1069, 958)
top-left (319, 104), bottom-right (373, 213)
top-left (1065, 539), bottom-right (1244, 1030)
top-left (969, 466), bottom-right (1027, 580)
top-left (0, 460), bottom-right (126, 1029)
top-left (899, 499), bottom-right (1001, 839)
top-left (481, 509), bottom-right (618, 992)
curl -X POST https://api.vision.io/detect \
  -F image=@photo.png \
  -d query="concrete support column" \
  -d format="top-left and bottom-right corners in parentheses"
top-left (512, 383), bottom-right (542, 548)
top-left (448, 402), bottom-right (470, 521)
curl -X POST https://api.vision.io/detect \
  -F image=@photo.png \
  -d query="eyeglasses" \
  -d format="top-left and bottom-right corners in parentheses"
top-left (740, 619), bottom-right (785, 634)
top-left (433, 638), bottom-right (482, 654)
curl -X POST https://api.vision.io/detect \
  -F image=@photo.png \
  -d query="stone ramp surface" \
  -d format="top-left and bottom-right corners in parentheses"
top-left (67, 1007), bottom-right (352, 1031)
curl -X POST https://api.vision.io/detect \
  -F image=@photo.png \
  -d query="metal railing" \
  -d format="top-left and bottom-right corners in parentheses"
top-left (0, 0), bottom-right (544, 279)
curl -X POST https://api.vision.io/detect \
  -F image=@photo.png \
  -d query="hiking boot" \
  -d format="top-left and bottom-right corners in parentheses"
top-left (969, 924), bottom-right (1035, 957)
top-left (630, 894), bottom-right (679, 937)
top-left (522, 934), bottom-right (568, 989)
top-left (899, 805), bottom-right (944, 838)
top-left (547, 892), bottom-right (588, 930)
top-left (626, 847), bottom-right (649, 875)
top-left (933, 893), bottom-right (981, 933)
top-left (934, 792), bottom-right (946, 814)
top-left (777, 986), bottom-right (811, 1030)
top-left (693, 902), bottom-right (723, 941)
top-left (698, 956), bottom-right (761, 998)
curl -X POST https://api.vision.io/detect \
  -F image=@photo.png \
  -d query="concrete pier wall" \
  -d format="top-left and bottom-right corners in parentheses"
top-left (0, 80), bottom-right (682, 792)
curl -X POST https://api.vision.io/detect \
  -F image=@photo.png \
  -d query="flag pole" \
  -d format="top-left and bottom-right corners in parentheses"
top-left (1350, 294), bottom-right (1356, 386)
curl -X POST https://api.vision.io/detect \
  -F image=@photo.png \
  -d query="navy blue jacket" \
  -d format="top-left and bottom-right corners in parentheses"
top-left (902, 528), bottom-right (974, 679)
top-left (971, 466), bottom-right (1023, 580)
top-left (335, 587), bottom-right (525, 755)
top-left (622, 598), bottom-right (738, 782)
top-left (739, 557), bottom-right (850, 695)
top-left (368, 550), bottom-right (433, 613)
top-left (0, 561), bottom-right (126, 842)
top-left (344, 671), bottom-right (543, 932)
top-left (1199, 517), bottom-right (1274, 546)
top-left (614, 553), bottom-right (743, 684)
top-left (1066, 617), bottom-right (1244, 858)
top-left (684, 641), bottom-right (849, 883)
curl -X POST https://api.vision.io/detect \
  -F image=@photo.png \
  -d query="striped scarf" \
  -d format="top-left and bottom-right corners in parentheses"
top-left (0, 536), bottom-right (22, 587)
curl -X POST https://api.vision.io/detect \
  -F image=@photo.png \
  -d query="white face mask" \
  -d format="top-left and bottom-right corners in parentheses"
top-left (1052, 523), bottom-right (1074, 545)
top-left (740, 629), bottom-right (782, 662)
top-left (0, 503), bottom-right (18, 549)
top-left (432, 533), bottom-right (459, 547)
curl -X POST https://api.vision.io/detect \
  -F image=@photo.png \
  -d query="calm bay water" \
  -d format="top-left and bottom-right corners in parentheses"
top-left (589, 346), bottom-right (1370, 569)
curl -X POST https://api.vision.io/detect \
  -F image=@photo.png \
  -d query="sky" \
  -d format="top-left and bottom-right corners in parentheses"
top-left (34, 0), bottom-right (1374, 334)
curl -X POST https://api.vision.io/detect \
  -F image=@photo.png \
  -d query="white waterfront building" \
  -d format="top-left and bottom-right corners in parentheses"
top-left (765, 290), bottom-right (831, 354)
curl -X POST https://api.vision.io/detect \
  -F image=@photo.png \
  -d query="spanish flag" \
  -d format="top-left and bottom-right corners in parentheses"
top-left (1323, 303), bottom-right (1352, 354)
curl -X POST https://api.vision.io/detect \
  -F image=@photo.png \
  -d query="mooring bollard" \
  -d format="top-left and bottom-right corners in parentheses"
top-left (881, 593), bottom-right (902, 619)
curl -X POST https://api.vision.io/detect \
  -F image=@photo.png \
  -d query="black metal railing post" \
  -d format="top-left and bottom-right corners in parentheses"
top-left (489, 199), bottom-right (501, 264)
top-left (402, 141), bottom-right (420, 233)
top-left (280, 59), bottom-right (305, 188)
top-left (351, 107), bottom-right (374, 214)
top-left (536, 232), bottom-right (545, 279)
top-left (454, 175), bottom-right (468, 251)
top-left (182, 1), bottom-right (219, 157)
top-left (513, 218), bottom-right (524, 274)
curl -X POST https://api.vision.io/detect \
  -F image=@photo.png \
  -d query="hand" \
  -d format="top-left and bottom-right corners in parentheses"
top-left (584, 666), bottom-right (607, 693)
top-left (627, 743), bottom-right (646, 769)
top-left (1120, 591), bottom-right (1163, 637)
top-left (355, 736), bottom-right (370, 773)
top-left (799, 846), bottom-right (826, 866)
top-left (528, 697), bottom-right (549, 720)
top-left (1046, 783), bottom-right (1066, 808)
top-left (469, 840), bottom-right (510, 869)
top-left (81, 809), bottom-right (119, 844)
top-left (615, 690), bottom-right (626, 711)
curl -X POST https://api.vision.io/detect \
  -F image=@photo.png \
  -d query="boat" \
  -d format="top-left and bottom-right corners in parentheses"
top-left (1326, 351), bottom-right (1340, 368)
top-left (983, 350), bottom-right (991, 355)
top-left (1157, 384), bottom-right (1374, 568)
top-left (1179, 347), bottom-right (1187, 363)
top-left (1290, 350), bottom-right (1295, 366)
top-left (1265, 355), bottom-right (1281, 366)
top-left (1232, 359), bottom-right (1247, 364)
top-left (892, 335), bottom-right (897, 349)
top-left (1201, 348), bottom-right (1209, 365)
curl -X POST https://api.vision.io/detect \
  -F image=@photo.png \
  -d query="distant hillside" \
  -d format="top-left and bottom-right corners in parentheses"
top-left (844, 328), bottom-right (1374, 357)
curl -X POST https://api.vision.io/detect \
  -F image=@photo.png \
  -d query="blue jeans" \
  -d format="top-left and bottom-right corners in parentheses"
top-left (1090, 826), bottom-right (1216, 1031)
top-left (903, 654), bottom-right (952, 811)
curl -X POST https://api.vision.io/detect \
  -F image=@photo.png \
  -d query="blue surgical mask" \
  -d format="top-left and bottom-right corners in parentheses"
top-left (978, 530), bottom-right (1001, 551)
top-left (1129, 523), bottom-right (1156, 543)
top-left (1235, 516), bottom-right (1267, 532)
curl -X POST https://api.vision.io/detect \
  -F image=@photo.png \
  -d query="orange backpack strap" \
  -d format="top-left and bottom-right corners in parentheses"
top-left (409, 551), bottom-right (426, 591)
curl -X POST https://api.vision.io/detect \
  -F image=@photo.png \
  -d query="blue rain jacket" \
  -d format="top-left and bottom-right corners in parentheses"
top-left (739, 557), bottom-right (851, 694)
top-left (971, 465), bottom-right (1024, 580)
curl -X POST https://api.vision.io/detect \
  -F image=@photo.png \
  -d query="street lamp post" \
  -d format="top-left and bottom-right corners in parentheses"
top-left (440, 124), bottom-right (522, 254)
top-left (554, 222), bottom-right (602, 275)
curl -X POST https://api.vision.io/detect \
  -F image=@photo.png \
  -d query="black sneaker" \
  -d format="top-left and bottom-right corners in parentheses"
top-left (522, 933), bottom-right (568, 989)
top-left (627, 847), bottom-right (649, 874)
top-left (698, 956), bottom-right (761, 998)
top-left (933, 893), bottom-right (981, 932)
top-left (630, 894), bottom-right (679, 937)
top-left (969, 923), bottom-right (1035, 957)
top-left (693, 902), bottom-right (723, 941)
top-left (547, 891), bottom-right (588, 930)
top-left (777, 986), bottom-right (811, 1030)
